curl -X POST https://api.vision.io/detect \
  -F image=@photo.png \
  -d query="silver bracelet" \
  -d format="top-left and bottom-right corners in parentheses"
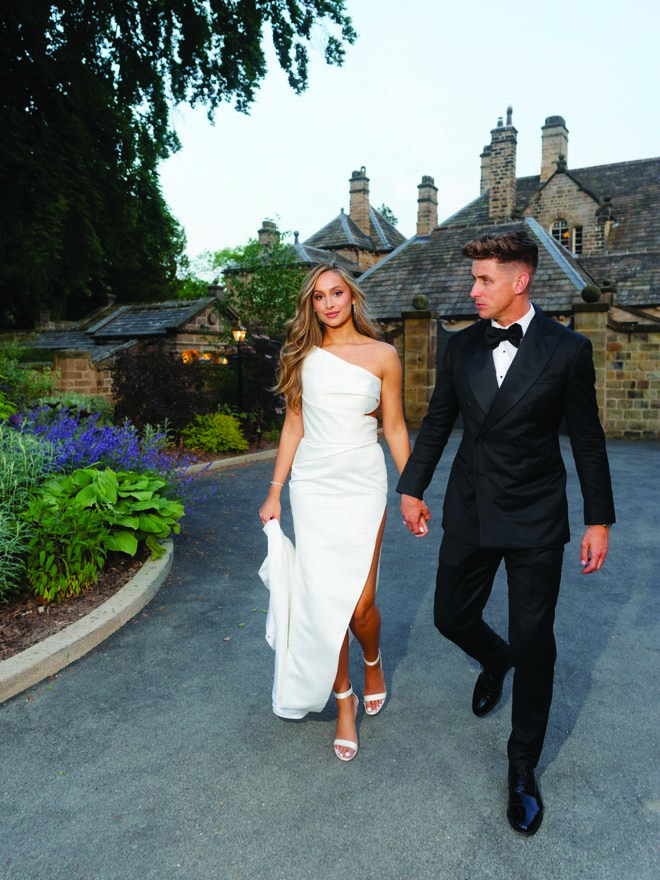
top-left (270, 481), bottom-right (285, 488)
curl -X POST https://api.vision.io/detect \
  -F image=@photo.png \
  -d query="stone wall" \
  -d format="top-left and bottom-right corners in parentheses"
top-left (605, 330), bottom-right (660, 441)
top-left (390, 305), bottom-right (660, 439)
top-left (53, 351), bottom-right (114, 399)
top-left (400, 310), bottom-right (438, 426)
top-left (574, 302), bottom-right (660, 440)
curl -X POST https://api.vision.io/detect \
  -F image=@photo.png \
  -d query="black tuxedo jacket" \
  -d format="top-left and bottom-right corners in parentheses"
top-left (397, 305), bottom-right (615, 548)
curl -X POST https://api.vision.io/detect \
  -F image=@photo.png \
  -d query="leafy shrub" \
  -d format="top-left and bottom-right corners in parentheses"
top-left (262, 428), bottom-right (281, 444)
top-left (0, 346), bottom-right (57, 408)
top-left (24, 505), bottom-right (110, 603)
top-left (23, 467), bottom-right (185, 602)
top-left (0, 510), bottom-right (32, 602)
top-left (0, 426), bottom-right (55, 600)
top-left (181, 413), bottom-right (248, 453)
top-left (0, 390), bottom-right (17, 419)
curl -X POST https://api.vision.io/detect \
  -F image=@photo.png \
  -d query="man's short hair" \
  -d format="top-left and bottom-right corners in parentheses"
top-left (461, 230), bottom-right (539, 274)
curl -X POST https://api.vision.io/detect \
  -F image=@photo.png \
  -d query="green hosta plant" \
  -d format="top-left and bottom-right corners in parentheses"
top-left (23, 467), bottom-right (185, 603)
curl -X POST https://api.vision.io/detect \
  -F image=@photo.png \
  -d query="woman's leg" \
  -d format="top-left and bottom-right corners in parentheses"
top-left (350, 512), bottom-right (387, 712)
top-left (332, 632), bottom-right (358, 760)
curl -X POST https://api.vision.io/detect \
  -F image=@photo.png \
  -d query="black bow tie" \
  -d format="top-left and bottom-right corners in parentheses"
top-left (484, 323), bottom-right (523, 349)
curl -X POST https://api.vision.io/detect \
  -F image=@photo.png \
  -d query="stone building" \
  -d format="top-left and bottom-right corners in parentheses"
top-left (303, 166), bottom-right (407, 269)
top-left (3, 297), bottom-right (227, 400)
top-left (359, 111), bottom-right (660, 439)
top-left (226, 218), bottom-right (363, 279)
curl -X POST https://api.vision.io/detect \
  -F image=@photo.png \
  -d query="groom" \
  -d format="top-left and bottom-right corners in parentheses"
top-left (399, 230), bottom-right (615, 836)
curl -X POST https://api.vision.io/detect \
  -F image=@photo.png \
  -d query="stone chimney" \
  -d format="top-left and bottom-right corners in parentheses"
top-left (488, 106), bottom-right (517, 222)
top-left (480, 144), bottom-right (492, 194)
top-left (416, 175), bottom-right (438, 235)
top-left (258, 218), bottom-right (280, 247)
top-left (349, 166), bottom-right (370, 234)
top-left (541, 115), bottom-right (569, 182)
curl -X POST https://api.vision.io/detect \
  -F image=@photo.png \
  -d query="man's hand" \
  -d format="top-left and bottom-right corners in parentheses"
top-left (401, 494), bottom-right (432, 537)
top-left (580, 525), bottom-right (610, 574)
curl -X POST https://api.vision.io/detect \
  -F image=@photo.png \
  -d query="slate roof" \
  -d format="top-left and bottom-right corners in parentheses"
top-left (304, 207), bottom-right (406, 253)
top-left (446, 158), bottom-right (660, 246)
top-left (222, 238), bottom-right (362, 278)
top-left (4, 298), bottom-right (219, 363)
top-left (442, 157), bottom-right (660, 307)
top-left (88, 298), bottom-right (217, 338)
top-left (289, 238), bottom-right (362, 275)
top-left (359, 218), bottom-right (591, 320)
top-left (8, 330), bottom-right (128, 363)
top-left (360, 155), bottom-right (660, 317)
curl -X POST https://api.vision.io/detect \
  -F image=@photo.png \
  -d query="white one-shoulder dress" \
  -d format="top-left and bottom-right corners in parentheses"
top-left (259, 346), bottom-right (387, 718)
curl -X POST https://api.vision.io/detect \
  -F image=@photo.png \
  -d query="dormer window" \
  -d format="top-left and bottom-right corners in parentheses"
top-left (551, 218), bottom-right (570, 249)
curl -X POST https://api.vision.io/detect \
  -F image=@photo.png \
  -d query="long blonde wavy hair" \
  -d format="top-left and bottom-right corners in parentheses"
top-left (276, 262), bottom-right (380, 412)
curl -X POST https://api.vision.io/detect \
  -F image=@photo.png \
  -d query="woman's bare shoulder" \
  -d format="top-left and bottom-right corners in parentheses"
top-left (371, 339), bottom-right (400, 362)
top-left (360, 338), bottom-right (401, 376)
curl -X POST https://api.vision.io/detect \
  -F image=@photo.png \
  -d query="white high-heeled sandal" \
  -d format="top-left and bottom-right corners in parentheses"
top-left (333, 686), bottom-right (358, 762)
top-left (363, 651), bottom-right (387, 716)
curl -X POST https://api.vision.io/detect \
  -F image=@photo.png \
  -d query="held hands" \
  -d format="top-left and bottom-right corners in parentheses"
top-left (580, 525), bottom-right (610, 574)
top-left (401, 494), bottom-right (432, 537)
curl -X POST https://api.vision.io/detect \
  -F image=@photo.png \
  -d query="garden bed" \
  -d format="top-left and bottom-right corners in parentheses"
top-left (0, 439), bottom-right (278, 663)
top-left (0, 545), bottom-right (151, 662)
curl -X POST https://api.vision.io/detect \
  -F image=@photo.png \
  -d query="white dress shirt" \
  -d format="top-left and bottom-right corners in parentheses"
top-left (491, 304), bottom-right (536, 387)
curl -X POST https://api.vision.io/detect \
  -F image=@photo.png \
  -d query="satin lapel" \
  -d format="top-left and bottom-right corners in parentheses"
top-left (479, 309), bottom-right (562, 434)
top-left (464, 325), bottom-right (500, 417)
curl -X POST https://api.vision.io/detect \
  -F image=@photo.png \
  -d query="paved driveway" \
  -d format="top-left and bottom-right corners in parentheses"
top-left (1, 435), bottom-right (658, 879)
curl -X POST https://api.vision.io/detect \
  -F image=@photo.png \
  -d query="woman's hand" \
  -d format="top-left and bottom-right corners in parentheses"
top-left (259, 495), bottom-right (281, 525)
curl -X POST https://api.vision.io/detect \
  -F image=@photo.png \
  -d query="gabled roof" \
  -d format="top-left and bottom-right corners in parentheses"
top-left (88, 298), bottom-right (217, 338)
top-left (2, 297), bottom-right (220, 363)
top-left (359, 218), bottom-right (591, 320)
top-left (222, 239), bottom-right (362, 278)
top-left (304, 207), bottom-right (406, 253)
top-left (288, 239), bottom-right (362, 275)
top-left (446, 157), bottom-right (660, 257)
top-left (389, 155), bottom-right (660, 313)
top-left (7, 329), bottom-right (128, 363)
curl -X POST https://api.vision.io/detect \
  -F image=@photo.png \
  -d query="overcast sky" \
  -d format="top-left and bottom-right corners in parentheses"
top-left (159, 0), bottom-right (660, 263)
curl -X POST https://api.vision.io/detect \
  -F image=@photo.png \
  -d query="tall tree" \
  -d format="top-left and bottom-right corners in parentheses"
top-left (0, 1), bottom-right (356, 330)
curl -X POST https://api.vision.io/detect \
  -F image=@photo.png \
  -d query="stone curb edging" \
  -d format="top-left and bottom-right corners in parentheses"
top-left (0, 540), bottom-right (174, 705)
top-left (183, 446), bottom-right (277, 475)
top-left (0, 447), bottom-right (278, 705)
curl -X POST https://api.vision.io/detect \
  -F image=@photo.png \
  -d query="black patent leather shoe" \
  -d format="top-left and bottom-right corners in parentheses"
top-left (507, 764), bottom-right (544, 836)
top-left (471, 660), bottom-right (513, 717)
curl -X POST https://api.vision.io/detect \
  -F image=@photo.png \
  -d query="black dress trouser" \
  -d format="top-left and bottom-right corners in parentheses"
top-left (434, 532), bottom-right (565, 768)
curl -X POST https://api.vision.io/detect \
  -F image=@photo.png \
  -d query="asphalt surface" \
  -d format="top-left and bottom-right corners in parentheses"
top-left (1, 434), bottom-right (658, 880)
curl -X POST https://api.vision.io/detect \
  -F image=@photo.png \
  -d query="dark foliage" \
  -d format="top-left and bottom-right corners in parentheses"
top-left (0, 2), bottom-right (356, 330)
top-left (111, 345), bottom-right (208, 434)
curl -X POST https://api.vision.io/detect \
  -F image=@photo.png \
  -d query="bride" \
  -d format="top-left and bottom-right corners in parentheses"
top-left (259, 262), bottom-right (413, 762)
